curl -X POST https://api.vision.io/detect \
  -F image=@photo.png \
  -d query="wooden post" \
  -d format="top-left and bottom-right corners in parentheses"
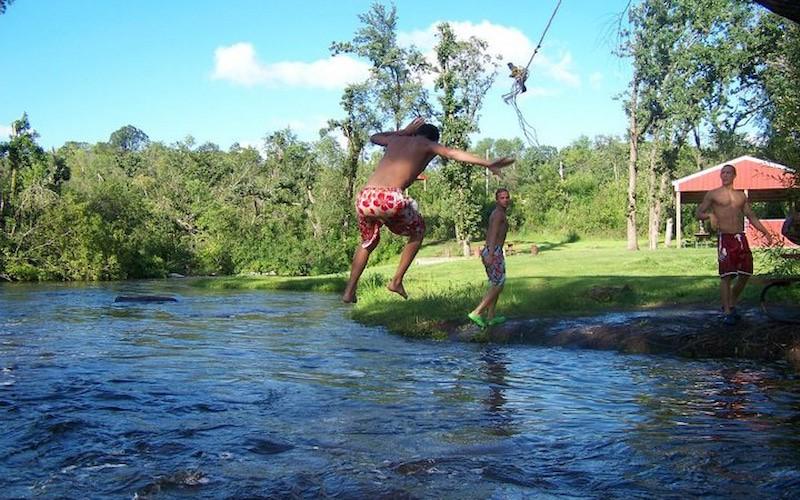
top-left (676, 191), bottom-right (682, 248)
top-left (665, 217), bottom-right (673, 247)
top-left (485, 150), bottom-right (489, 195)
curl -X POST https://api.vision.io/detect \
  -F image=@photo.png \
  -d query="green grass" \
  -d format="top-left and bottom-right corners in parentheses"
top-left (192, 237), bottom-right (778, 339)
top-left (192, 275), bottom-right (345, 293)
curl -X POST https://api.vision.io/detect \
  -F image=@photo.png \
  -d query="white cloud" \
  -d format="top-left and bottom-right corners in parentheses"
top-left (0, 124), bottom-right (12, 138)
top-left (211, 21), bottom-right (581, 92)
top-left (212, 42), bottom-right (370, 89)
top-left (398, 20), bottom-right (581, 88)
top-left (545, 52), bottom-right (580, 88)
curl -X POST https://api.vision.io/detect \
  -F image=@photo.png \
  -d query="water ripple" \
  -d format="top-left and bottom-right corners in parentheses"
top-left (1, 281), bottom-right (799, 497)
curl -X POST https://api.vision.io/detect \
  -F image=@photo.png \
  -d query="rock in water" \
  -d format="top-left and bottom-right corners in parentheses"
top-left (114, 295), bottom-right (177, 303)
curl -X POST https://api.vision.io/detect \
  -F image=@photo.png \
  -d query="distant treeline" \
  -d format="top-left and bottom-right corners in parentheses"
top-left (0, 114), bottom-right (769, 281)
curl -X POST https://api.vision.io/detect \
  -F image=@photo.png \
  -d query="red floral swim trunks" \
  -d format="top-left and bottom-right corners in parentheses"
top-left (481, 245), bottom-right (506, 286)
top-left (356, 187), bottom-right (425, 248)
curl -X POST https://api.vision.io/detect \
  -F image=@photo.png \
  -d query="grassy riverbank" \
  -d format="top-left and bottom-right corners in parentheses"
top-left (193, 236), bottom-right (779, 338)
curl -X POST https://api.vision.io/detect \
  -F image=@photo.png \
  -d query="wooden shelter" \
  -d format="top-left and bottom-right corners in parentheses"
top-left (671, 155), bottom-right (797, 248)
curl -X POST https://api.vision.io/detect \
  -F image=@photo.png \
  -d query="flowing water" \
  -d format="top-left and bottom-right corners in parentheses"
top-left (1, 280), bottom-right (799, 499)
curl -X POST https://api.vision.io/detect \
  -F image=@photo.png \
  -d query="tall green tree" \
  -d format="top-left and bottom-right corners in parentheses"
top-left (330, 2), bottom-right (430, 129)
top-left (432, 22), bottom-right (498, 256)
top-left (618, 0), bottom-right (767, 250)
top-left (109, 125), bottom-right (150, 152)
top-left (109, 125), bottom-right (150, 176)
top-left (328, 1), bottom-right (431, 252)
top-left (324, 82), bottom-right (378, 221)
top-left (756, 15), bottom-right (800, 166)
top-left (1, 114), bottom-right (44, 221)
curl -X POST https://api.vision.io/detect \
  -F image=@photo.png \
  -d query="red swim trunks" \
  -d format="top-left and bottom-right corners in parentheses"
top-left (718, 233), bottom-right (753, 277)
top-left (355, 187), bottom-right (425, 248)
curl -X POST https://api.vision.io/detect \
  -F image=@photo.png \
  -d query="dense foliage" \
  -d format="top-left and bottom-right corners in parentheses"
top-left (1, 1), bottom-right (798, 281)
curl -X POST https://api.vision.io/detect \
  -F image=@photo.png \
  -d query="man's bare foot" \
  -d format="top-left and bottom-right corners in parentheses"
top-left (342, 291), bottom-right (357, 303)
top-left (387, 281), bottom-right (408, 299)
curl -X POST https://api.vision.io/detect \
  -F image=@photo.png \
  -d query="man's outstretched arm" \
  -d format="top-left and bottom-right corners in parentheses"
top-left (431, 143), bottom-right (515, 175)
top-left (743, 201), bottom-right (773, 241)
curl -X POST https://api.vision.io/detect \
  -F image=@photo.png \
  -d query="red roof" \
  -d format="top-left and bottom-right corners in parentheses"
top-left (672, 156), bottom-right (796, 203)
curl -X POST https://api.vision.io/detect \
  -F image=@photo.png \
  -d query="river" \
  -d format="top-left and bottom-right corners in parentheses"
top-left (1, 280), bottom-right (799, 498)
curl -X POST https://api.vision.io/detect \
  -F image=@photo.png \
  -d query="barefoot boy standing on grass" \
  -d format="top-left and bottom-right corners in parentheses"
top-left (696, 164), bottom-right (773, 325)
top-left (468, 188), bottom-right (511, 328)
top-left (342, 118), bottom-right (514, 303)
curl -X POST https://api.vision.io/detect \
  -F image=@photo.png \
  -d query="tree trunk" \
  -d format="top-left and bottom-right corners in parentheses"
top-left (649, 197), bottom-right (661, 250)
top-left (652, 170), bottom-right (673, 249)
top-left (345, 148), bottom-right (359, 204)
top-left (656, 169), bottom-right (669, 238)
top-left (665, 217), bottom-right (673, 247)
top-left (342, 136), bottom-right (363, 232)
top-left (461, 238), bottom-right (471, 257)
top-left (647, 141), bottom-right (659, 250)
top-left (692, 127), bottom-right (703, 170)
top-left (626, 76), bottom-right (640, 251)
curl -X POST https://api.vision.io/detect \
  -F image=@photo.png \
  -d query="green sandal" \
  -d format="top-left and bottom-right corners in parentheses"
top-left (467, 312), bottom-right (487, 328)
top-left (488, 315), bottom-right (507, 326)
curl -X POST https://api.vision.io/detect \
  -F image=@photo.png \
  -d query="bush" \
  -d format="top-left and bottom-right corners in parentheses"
top-left (6, 261), bottom-right (42, 281)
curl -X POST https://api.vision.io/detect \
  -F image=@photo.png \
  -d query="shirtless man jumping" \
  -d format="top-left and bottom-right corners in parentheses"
top-left (342, 117), bottom-right (514, 303)
top-left (696, 164), bottom-right (773, 325)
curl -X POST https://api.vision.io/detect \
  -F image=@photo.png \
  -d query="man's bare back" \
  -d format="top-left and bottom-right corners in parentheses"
top-left (365, 135), bottom-right (436, 190)
top-left (366, 117), bottom-right (513, 190)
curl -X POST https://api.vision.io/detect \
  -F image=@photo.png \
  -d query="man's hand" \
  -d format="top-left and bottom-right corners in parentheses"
top-left (709, 213), bottom-right (718, 230)
top-left (488, 156), bottom-right (515, 176)
top-left (400, 117), bottom-right (425, 135)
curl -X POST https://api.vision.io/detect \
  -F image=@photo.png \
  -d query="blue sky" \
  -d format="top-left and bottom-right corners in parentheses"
top-left (1, 0), bottom-right (633, 151)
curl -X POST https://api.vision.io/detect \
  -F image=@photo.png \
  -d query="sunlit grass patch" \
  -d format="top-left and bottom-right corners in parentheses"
top-left (193, 275), bottom-right (347, 293)
top-left (192, 238), bottom-right (780, 339)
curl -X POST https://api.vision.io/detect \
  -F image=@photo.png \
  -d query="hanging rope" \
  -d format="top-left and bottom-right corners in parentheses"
top-left (503, 0), bottom-right (563, 146)
top-left (525, 0), bottom-right (562, 73)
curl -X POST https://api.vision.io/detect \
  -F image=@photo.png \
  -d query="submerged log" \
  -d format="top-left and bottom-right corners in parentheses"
top-left (446, 307), bottom-right (800, 370)
top-left (114, 295), bottom-right (178, 303)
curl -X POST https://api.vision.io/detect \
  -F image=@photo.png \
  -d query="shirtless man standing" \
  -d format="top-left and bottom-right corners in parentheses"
top-left (468, 188), bottom-right (511, 328)
top-left (696, 164), bottom-right (773, 325)
top-left (781, 201), bottom-right (800, 245)
top-left (342, 117), bottom-right (514, 303)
